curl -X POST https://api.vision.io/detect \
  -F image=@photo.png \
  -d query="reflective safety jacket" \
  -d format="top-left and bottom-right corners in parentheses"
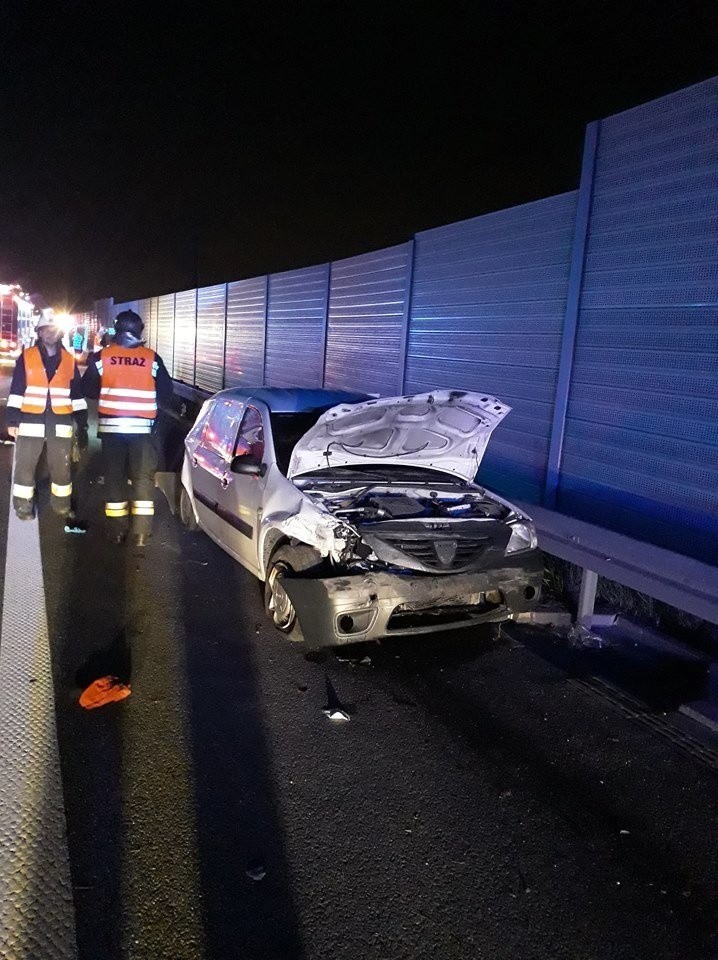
top-left (22, 346), bottom-right (74, 414)
top-left (82, 344), bottom-right (173, 435)
top-left (5, 344), bottom-right (88, 437)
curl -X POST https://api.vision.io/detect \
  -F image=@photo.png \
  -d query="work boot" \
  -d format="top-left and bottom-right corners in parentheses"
top-left (132, 532), bottom-right (151, 548)
top-left (107, 530), bottom-right (126, 544)
top-left (15, 509), bottom-right (34, 522)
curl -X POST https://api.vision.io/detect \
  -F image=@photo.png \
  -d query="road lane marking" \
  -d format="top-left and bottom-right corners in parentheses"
top-left (0, 492), bottom-right (78, 958)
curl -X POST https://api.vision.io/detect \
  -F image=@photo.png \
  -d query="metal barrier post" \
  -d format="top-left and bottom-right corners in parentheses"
top-left (544, 120), bottom-right (600, 508)
top-left (396, 238), bottom-right (415, 394)
top-left (320, 262), bottom-right (332, 388)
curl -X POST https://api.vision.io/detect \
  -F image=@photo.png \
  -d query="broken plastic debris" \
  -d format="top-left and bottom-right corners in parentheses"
top-left (64, 522), bottom-right (87, 534)
top-left (568, 623), bottom-right (607, 649)
top-left (323, 707), bottom-right (351, 722)
top-left (79, 676), bottom-right (131, 709)
top-left (245, 861), bottom-right (266, 881)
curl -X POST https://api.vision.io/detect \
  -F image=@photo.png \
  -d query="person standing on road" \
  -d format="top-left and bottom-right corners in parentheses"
top-left (5, 311), bottom-right (88, 521)
top-left (81, 309), bottom-right (173, 547)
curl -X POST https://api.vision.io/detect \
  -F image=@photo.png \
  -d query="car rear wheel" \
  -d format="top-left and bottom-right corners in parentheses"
top-left (264, 544), bottom-right (322, 643)
top-left (179, 486), bottom-right (198, 531)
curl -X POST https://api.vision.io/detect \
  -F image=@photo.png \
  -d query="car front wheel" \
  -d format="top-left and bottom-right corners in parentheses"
top-left (264, 544), bottom-right (322, 643)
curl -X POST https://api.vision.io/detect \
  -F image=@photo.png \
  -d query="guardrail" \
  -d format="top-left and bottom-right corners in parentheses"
top-left (522, 502), bottom-right (718, 629)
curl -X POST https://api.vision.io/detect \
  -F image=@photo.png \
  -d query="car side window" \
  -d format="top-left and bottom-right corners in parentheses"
top-left (201, 399), bottom-right (245, 461)
top-left (234, 405), bottom-right (265, 461)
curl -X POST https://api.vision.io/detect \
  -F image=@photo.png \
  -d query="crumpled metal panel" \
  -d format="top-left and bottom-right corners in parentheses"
top-left (264, 264), bottom-right (329, 388)
top-left (195, 284), bottom-right (226, 393)
top-left (559, 78), bottom-right (718, 564)
top-left (324, 243), bottom-right (412, 397)
top-left (405, 193), bottom-right (578, 504)
top-left (224, 276), bottom-right (267, 388)
top-left (173, 289), bottom-right (197, 384)
top-left (0, 509), bottom-right (77, 959)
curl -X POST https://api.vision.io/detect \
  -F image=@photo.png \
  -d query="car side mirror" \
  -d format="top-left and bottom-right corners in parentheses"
top-left (230, 454), bottom-right (267, 477)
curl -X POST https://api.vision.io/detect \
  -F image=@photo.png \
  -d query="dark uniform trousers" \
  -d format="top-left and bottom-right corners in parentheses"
top-left (13, 413), bottom-right (73, 518)
top-left (102, 434), bottom-right (158, 536)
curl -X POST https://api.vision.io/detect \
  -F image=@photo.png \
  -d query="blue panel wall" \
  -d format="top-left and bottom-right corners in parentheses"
top-left (224, 276), bottom-right (267, 389)
top-left (101, 78), bottom-right (716, 566)
top-left (404, 194), bottom-right (578, 503)
top-left (156, 293), bottom-right (175, 374)
top-left (264, 264), bottom-right (329, 388)
top-left (195, 284), bottom-right (226, 393)
top-left (173, 289), bottom-right (196, 383)
top-left (324, 243), bottom-right (412, 395)
top-left (558, 78), bottom-right (718, 564)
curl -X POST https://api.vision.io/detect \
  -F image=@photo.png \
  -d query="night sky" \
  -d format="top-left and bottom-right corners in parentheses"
top-left (1, 1), bottom-right (715, 309)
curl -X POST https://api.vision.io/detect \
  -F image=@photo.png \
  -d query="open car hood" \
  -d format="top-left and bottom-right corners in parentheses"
top-left (288, 390), bottom-right (511, 482)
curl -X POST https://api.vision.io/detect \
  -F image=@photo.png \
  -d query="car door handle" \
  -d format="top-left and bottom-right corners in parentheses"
top-left (220, 475), bottom-right (230, 489)
top-left (192, 456), bottom-right (198, 468)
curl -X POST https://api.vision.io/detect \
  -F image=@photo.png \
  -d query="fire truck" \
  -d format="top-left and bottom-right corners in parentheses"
top-left (0, 284), bottom-right (34, 363)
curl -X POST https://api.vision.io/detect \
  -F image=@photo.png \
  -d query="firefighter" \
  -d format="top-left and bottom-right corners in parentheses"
top-left (5, 311), bottom-right (88, 520)
top-left (81, 309), bottom-right (173, 547)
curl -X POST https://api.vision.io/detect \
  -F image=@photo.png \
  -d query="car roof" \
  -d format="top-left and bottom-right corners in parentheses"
top-left (212, 386), bottom-right (369, 413)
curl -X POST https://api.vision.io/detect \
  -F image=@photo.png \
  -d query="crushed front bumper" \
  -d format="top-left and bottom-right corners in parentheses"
top-left (282, 553), bottom-right (543, 647)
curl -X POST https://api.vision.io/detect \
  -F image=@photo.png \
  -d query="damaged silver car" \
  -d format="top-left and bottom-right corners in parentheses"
top-left (180, 388), bottom-right (543, 646)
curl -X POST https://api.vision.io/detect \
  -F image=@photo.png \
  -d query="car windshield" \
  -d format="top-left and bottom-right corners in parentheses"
top-left (270, 410), bottom-right (335, 475)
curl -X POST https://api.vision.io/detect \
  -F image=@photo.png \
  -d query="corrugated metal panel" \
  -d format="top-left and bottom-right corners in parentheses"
top-left (264, 264), bottom-right (329, 388)
top-left (149, 297), bottom-right (159, 354)
top-left (136, 299), bottom-right (153, 348)
top-left (559, 78), bottom-right (718, 564)
top-left (224, 276), bottom-right (267, 389)
top-left (173, 289), bottom-right (196, 384)
top-left (404, 193), bottom-right (578, 503)
top-left (155, 294), bottom-right (175, 371)
top-left (324, 243), bottom-right (412, 395)
top-left (195, 283), bottom-right (226, 393)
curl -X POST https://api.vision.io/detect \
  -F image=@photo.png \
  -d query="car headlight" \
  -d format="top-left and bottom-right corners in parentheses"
top-left (505, 520), bottom-right (538, 554)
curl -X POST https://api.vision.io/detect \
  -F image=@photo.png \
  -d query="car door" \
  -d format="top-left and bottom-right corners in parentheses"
top-left (212, 403), bottom-right (267, 576)
top-left (188, 397), bottom-right (244, 543)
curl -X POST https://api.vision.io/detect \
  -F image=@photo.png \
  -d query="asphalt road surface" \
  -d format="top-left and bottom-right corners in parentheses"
top-left (0, 368), bottom-right (716, 960)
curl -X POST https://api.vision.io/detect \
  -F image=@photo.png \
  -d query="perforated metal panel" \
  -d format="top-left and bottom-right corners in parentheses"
top-left (324, 243), bottom-right (412, 395)
top-left (195, 283), bottom-right (226, 392)
top-left (265, 264), bottom-right (329, 388)
top-left (155, 293), bottom-right (175, 372)
top-left (149, 297), bottom-right (159, 354)
top-left (136, 298), bottom-right (152, 348)
top-left (559, 78), bottom-right (718, 563)
top-left (404, 194), bottom-right (578, 503)
top-left (224, 276), bottom-right (267, 388)
top-left (173, 289), bottom-right (196, 384)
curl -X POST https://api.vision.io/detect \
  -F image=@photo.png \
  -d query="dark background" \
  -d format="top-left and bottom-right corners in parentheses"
top-left (0, 0), bottom-right (715, 309)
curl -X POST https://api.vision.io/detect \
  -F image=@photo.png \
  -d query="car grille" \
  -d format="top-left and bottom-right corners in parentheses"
top-left (381, 535), bottom-right (490, 571)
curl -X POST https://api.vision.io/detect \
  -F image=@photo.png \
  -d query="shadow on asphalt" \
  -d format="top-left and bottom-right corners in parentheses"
top-left (174, 521), bottom-right (305, 959)
top-left (320, 627), bottom-right (717, 953)
top-left (510, 624), bottom-right (709, 711)
top-left (39, 443), bottom-right (127, 960)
